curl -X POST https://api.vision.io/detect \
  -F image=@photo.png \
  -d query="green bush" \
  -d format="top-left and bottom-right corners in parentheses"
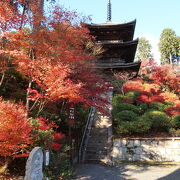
top-left (172, 115), bottom-right (180, 128)
top-left (112, 103), bottom-right (140, 117)
top-left (115, 118), bottom-right (151, 136)
top-left (115, 121), bottom-right (136, 136)
top-left (113, 110), bottom-right (138, 123)
top-left (112, 92), bottom-right (178, 137)
top-left (141, 111), bottom-right (172, 131)
top-left (148, 102), bottom-right (167, 112)
top-left (29, 118), bottom-right (54, 149)
top-left (138, 103), bottom-right (149, 114)
top-left (169, 128), bottom-right (180, 137)
top-left (112, 94), bottom-right (126, 107)
top-left (125, 91), bottom-right (140, 100)
top-left (133, 117), bottom-right (152, 134)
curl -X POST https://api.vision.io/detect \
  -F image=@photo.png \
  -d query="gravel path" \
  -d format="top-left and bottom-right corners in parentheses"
top-left (72, 163), bottom-right (180, 180)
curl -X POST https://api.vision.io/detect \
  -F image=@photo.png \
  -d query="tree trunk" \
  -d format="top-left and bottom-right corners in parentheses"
top-left (169, 53), bottom-right (172, 64)
top-left (26, 80), bottom-right (32, 113)
top-left (0, 71), bottom-right (5, 87)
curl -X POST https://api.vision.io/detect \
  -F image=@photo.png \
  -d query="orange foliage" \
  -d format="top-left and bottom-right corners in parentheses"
top-left (166, 103), bottom-right (180, 116)
top-left (0, 0), bottom-right (28, 31)
top-left (0, 6), bottom-right (109, 111)
top-left (159, 92), bottom-right (180, 104)
top-left (123, 80), bottom-right (144, 93)
top-left (0, 97), bottom-right (32, 157)
top-left (139, 58), bottom-right (157, 77)
top-left (124, 62), bottom-right (180, 103)
top-left (150, 65), bottom-right (180, 94)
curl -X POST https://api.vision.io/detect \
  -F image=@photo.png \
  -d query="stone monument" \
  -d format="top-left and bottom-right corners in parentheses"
top-left (24, 147), bottom-right (43, 180)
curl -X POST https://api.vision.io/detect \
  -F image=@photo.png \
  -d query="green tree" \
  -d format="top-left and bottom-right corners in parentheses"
top-left (135, 37), bottom-right (152, 61)
top-left (158, 28), bottom-right (179, 64)
top-left (176, 36), bottom-right (180, 55)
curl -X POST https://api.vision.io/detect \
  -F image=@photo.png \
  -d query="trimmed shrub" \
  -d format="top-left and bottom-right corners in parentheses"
top-left (125, 91), bottom-right (140, 100)
top-left (134, 117), bottom-right (152, 134)
top-left (138, 103), bottom-right (148, 114)
top-left (115, 118), bottom-right (151, 136)
top-left (141, 111), bottom-right (172, 131)
top-left (112, 103), bottom-right (140, 116)
top-left (115, 121), bottom-right (136, 136)
top-left (172, 115), bottom-right (180, 128)
top-left (113, 110), bottom-right (138, 123)
top-left (148, 102), bottom-right (167, 112)
top-left (169, 128), bottom-right (180, 137)
top-left (112, 94), bottom-right (125, 107)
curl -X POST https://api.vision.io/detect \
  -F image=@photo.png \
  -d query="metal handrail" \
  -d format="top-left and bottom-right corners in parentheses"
top-left (78, 106), bottom-right (96, 163)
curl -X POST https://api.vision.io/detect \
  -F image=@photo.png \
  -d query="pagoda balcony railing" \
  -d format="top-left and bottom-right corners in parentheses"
top-left (95, 60), bottom-right (141, 69)
top-left (96, 40), bottom-right (123, 44)
top-left (96, 58), bottom-right (125, 64)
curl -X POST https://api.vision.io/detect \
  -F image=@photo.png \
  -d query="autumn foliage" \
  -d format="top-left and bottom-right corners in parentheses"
top-left (0, 98), bottom-right (32, 157)
top-left (113, 63), bottom-right (180, 136)
top-left (30, 117), bottom-right (65, 151)
top-left (123, 63), bottom-right (180, 115)
top-left (0, 1), bottom-right (109, 160)
top-left (0, 5), bottom-right (108, 110)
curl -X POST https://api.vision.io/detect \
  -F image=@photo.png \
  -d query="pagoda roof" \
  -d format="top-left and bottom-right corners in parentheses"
top-left (85, 20), bottom-right (136, 42)
top-left (97, 39), bottom-right (138, 64)
top-left (85, 19), bottom-right (136, 28)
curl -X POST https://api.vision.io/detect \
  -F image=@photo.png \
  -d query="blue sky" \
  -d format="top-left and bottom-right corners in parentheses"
top-left (55, 0), bottom-right (180, 62)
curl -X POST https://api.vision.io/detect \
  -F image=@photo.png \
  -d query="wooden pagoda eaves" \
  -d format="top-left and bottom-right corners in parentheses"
top-left (97, 39), bottom-right (139, 64)
top-left (85, 20), bottom-right (136, 42)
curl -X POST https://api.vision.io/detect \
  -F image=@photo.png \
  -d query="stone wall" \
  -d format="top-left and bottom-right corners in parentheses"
top-left (112, 138), bottom-right (180, 163)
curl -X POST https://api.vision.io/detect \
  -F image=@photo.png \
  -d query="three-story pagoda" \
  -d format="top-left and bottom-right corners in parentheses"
top-left (85, 0), bottom-right (141, 77)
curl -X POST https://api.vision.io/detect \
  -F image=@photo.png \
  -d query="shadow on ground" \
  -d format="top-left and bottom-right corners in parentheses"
top-left (72, 163), bottom-right (180, 180)
top-left (72, 164), bottom-right (131, 180)
top-left (157, 168), bottom-right (180, 180)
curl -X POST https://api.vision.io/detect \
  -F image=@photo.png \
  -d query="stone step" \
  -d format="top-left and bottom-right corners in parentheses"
top-left (86, 146), bottom-right (108, 151)
top-left (86, 150), bottom-right (107, 155)
top-left (88, 139), bottom-right (108, 145)
top-left (83, 91), bottom-right (113, 165)
top-left (89, 134), bottom-right (108, 140)
top-left (89, 135), bottom-right (108, 139)
top-left (85, 153), bottom-right (107, 160)
top-left (90, 128), bottom-right (108, 134)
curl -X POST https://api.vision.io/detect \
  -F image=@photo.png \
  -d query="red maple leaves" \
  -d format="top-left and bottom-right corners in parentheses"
top-left (0, 2), bottom-right (109, 157)
top-left (123, 64), bottom-right (180, 116)
top-left (0, 98), bottom-right (32, 157)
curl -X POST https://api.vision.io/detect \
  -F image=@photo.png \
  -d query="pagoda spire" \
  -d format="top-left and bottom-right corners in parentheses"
top-left (107, 0), bottom-right (112, 22)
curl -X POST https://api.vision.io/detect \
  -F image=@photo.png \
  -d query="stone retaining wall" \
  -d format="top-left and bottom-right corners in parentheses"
top-left (112, 138), bottom-right (180, 163)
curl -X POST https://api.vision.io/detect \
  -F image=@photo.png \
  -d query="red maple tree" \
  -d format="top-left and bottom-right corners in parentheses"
top-left (0, 3), bottom-right (109, 113)
top-left (0, 0), bottom-right (109, 159)
top-left (0, 98), bottom-right (32, 157)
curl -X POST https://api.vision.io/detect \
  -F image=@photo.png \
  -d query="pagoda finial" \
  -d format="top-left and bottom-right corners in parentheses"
top-left (107, 0), bottom-right (112, 22)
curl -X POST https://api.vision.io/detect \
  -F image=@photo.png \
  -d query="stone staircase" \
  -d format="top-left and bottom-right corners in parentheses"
top-left (84, 91), bottom-right (113, 165)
